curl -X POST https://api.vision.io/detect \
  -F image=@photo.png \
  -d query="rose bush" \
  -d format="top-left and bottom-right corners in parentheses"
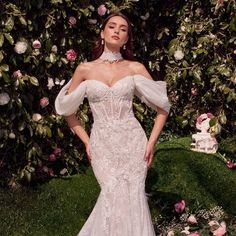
top-left (0, 0), bottom-right (235, 185)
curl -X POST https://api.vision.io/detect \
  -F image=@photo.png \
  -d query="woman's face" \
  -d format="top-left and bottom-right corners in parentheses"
top-left (101, 16), bottom-right (129, 50)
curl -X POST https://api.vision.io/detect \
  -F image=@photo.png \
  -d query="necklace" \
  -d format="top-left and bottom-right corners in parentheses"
top-left (99, 51), bottom-right (123, 63)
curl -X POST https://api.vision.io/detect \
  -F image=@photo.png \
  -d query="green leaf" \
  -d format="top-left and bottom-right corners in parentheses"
top-left (44, 126), bottom-right (52, 137)
top-left (19, 16), bottom-right (27, 26)
top-left (0, 34), bottom-right (4, 47)
top-left (0, 64), bottom-right (9, 72)
top-left (4, 33), bottom-right (14, 45)
top-left (18, 121), bottom-right (26, 131)
top-left (5, 17), bottom-right (14, 31)
top-left (0, 51), bottom-right (4, 63)
top-left (57, 128), bottom-right (64, 138)
top-left (29, 76), bottom-right (39, 86)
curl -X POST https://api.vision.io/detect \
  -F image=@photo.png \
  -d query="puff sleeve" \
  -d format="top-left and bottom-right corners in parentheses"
top-left (133, 74), bottom-right (171, 113)
top-left (55, 79), bottom-right (87, 116)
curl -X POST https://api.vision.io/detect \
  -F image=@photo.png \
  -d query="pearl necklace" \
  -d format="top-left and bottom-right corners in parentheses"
top-left (99, 51), bottom-right (123, 63)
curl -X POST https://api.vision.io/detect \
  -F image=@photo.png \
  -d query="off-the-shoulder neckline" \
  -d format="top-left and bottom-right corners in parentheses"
top-left (84, 74), bottom-right (149, 89)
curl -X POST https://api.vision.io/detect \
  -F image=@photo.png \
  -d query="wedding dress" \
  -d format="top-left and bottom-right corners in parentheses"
top-left (55, 74), bottom-right (170, 236)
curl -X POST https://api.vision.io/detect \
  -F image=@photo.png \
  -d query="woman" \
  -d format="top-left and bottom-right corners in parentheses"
top-left (55, 12), bottom-right (170, 236)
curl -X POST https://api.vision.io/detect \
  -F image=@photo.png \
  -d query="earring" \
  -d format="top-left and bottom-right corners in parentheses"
top-left (123, 44), bottom-right (126, 50)
top-left (101, 39), bottom-right (104, 45)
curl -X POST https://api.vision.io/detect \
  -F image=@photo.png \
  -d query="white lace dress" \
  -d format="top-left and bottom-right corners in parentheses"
top-left (55, 74), bottom-right (170, 236)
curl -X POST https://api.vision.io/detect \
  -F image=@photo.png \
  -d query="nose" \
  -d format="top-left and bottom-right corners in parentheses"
top-left (114, 27), bottom-right (120, 35)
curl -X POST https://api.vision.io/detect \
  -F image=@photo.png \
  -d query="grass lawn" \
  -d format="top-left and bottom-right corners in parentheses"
top-left (0, 137), bottom-right (236, 236)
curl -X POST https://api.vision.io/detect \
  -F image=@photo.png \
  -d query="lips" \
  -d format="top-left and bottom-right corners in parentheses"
top-left (112, 36), bottom-right (120, 40)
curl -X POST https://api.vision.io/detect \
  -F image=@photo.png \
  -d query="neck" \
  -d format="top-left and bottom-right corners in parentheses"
top-left (99, 51), bottom-right (123, 63)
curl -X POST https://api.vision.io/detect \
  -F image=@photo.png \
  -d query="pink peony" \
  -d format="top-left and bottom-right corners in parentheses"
top-left (49, 154), bottom-right (57, 162)
top-left (68, 16), bottom-right (77, 26)
top-left (13, 70), bottom-right (22, 79)
top-left (32, 40), bottom-right (41, 49)
top-left (97, 4), bottom-right (107, 16)
top-left (40, 97), bottom-right (49, 108)
top-left (174, 199), bottom-right (185, 213)
top-left (65, 49), bottom-right (77, 61)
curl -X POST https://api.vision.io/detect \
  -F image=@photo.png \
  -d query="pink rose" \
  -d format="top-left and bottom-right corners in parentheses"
top-left (174, 200), bottom-right (185, 213)
top-left (68, 16), bottom-right (77, 26)
top-left (49, 154), bottom-right (57, 162)
top-left (97, 4), bottom-right (107, 16)
top-left (32, 40), bottom-right (41, 49)
top-left (187, 214), bottom-right (198, 224)
top-left (213, 222), bottom-right (227, 236)
top-left (65, 49), bottom-right (77, 61)
top-left (196, 116), bottom-right (203, 125)
top-left (13, 70), bottom-right (22, 79)
top-left (191, 87), bottom-right (198, 96)
top-left (40, 97), bottom-right (49, 108)
top-left (53, 148), bottom-right (62, 156)
top-left (189, 232), bottom-right (200, 236)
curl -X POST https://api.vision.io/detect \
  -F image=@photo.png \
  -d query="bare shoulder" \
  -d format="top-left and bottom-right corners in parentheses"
top-left (126, 60), bottom-right (153, 80)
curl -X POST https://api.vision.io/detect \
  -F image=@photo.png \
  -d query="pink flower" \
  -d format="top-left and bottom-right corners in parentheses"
top-left (13, 70), bottom-right (22, 79)
top-left (207, 113), bottom-right (214, 119)
top-left (48, 168), bottom-right (54, 176)
top-left (174, 199), bottom-right (185, 213)
top-left (187, 214), bottom-right (198, 224)
top-left (226, 160), bottom-right (235, 169)
top-left (233, 77), bottom-right (236, 84)
top-left (97, 4), bottom-right (107, 16)
top-left (191, 87), bottom-right (198, 96)
top-left (196, 116), bottom-right (203, 125)
top-left (32, 40), bottom-right (41, 49)
top-left (60, 168), bottom-right (67, 175)
top-left (53, 148), bottom-right (62, 156)
top-left (42, 166), bottom-right (49, 173)
top-left (68, 16), bottom-right (77, 26)
top-left (65, 49), bottom-right (77, 61)
top-left (49, 154), bottom-right (57, 162)
top-left (212, 222), bottom-right (227, 236)
top-left (189, 232), bottom-right (200, 236)
top-left (40, 97), bottom-right (49, 108)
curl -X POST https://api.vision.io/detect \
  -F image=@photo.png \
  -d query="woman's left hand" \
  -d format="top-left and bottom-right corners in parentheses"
top-left (144, 142), bottom-right (155, 168)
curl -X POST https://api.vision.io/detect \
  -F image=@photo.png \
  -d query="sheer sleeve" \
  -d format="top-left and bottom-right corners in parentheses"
top-left (55, 79), bottom-right (87, 116)
top-left (133, 74), bottom-right (171, 113)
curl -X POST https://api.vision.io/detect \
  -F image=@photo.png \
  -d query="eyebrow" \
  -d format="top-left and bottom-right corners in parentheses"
top-left (108, 22), bottom-right (128, 28)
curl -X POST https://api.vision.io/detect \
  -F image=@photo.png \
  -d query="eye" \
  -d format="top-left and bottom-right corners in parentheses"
top-left (121, 29), bottom-right (127, 32)
top-left (108, 25), bottom-right (115, 29)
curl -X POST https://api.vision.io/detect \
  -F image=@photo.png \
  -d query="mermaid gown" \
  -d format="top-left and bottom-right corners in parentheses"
top-left (55, 74), bottom-right (170, 236)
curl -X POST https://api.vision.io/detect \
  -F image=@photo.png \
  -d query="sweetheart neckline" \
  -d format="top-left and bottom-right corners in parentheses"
top-left (86, 75), bottom-right (134, 89)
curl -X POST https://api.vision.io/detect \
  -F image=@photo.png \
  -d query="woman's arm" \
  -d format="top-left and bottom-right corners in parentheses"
top-left (145, 108), bottom-right (168, 167)
top-left (64, 63), bottom-right (91, 161)
top-left (131, 61), bottom-right (169, 167)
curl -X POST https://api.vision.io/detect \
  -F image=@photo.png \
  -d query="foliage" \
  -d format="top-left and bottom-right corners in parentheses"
top-left (0, 0), bottom-right (236, 185)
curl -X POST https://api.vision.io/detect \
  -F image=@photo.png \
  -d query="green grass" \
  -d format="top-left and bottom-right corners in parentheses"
top-left (0, 137), bottom-right (236, 235)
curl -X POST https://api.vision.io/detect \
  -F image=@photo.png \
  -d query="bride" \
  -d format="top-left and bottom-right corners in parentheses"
top-left (55, 12), bottom-right (170, 236)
